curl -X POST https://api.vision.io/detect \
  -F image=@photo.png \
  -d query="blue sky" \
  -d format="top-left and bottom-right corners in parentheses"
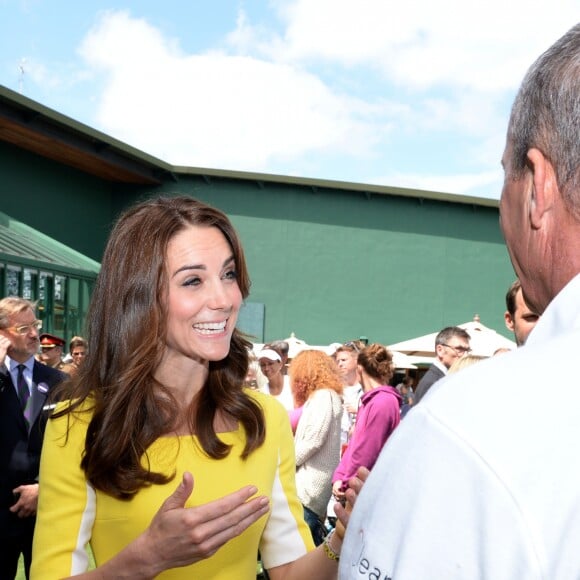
top-left (1, 1), bottom-right (576, 199)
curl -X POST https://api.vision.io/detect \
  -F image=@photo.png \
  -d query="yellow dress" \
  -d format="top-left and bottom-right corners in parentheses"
top-left (31, 391), bottom-right (313, 579)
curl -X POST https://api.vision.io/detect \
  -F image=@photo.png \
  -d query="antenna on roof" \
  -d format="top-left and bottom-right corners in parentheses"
top-left (18, 59), bottom-right (27, 94)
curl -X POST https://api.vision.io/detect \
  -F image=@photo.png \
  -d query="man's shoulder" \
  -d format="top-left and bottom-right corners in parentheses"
top-left (427, 363), bottom-right (445, 377)
top-left (33, 360), bottom-right (68, 385)
top-left (418, 364), bottom-right (445, 385)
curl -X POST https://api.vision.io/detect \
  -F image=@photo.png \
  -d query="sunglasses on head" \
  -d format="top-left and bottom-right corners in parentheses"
top-left (343, 341), bottom-right (361, 352)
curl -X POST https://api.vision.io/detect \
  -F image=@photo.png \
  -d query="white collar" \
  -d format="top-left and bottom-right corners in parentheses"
top-left (433, 359), bottom-right (448, 375)
top-left (5, 355), bottom-right (35, 373)
top-left (526, 273), bottom-right (580, 346)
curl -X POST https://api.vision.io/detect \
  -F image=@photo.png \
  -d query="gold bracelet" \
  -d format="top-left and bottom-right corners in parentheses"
top-left (322, 529), bottom-right (340, 561)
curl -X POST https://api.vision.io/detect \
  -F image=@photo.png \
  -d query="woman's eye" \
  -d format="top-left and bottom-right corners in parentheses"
top-left (183, 277), bottom-right (201, 287)
top-left (224, 269), bottom-right (238, 280)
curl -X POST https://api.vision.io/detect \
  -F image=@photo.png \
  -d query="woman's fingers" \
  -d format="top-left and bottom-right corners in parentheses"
top-left (143, 477), bottom-right (270, 570)
top-left (158, 471), bottom-right (195, 513)
top-left (333, 467), bottom-right (370, 540)
top-left (345, 466), bottom-right (369, 504)
top-left (180, 493), bottom-right (270, 558)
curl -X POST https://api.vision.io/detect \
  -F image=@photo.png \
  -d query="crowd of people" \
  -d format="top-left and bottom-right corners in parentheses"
top-left (0, 22), bottom-right (577, 580)
top-left (0, 275), bottom-right (540, 580)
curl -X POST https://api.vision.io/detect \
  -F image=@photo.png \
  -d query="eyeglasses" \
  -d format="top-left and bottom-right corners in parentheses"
top-left (441, 343), bottom-right (471, 355)
top-left (5, 320), bottom-right (42, 335)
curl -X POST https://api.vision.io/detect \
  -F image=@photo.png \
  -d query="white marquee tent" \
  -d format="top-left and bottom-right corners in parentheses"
top-left (253, 333), bottom-right (418, 368)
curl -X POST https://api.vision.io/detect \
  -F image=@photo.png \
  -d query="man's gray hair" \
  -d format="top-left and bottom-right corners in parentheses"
top-left (0, 297), bottom-right (36, 329)
top-left (435, 326), bottom-right (471, 347)
top-left (507, 24), bottom-right (580, 216)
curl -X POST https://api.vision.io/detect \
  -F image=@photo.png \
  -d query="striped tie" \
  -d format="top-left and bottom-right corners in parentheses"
top-left (16, 364), bottom-right (31, 424)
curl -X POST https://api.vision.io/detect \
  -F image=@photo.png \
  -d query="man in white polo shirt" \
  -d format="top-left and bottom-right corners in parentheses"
top-left (340, 24), bottom-right (580, 580)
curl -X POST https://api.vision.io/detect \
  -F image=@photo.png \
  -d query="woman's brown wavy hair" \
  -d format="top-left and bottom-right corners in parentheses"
top-left (289, 350), bottom-right (343, 408)
top-left (53, 195), bottom-right (265, 499)
top-left (357, 343), bottom-right (394, 384)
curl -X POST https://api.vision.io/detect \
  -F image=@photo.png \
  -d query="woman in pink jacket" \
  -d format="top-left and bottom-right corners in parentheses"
top-left (332, 343), bottom-right (402, 501)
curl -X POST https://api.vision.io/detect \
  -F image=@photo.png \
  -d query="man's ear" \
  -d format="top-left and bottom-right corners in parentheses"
top-left (527, 148), bottom-right (556, 229)
top-left (504, 310), bottom-right (515, 332)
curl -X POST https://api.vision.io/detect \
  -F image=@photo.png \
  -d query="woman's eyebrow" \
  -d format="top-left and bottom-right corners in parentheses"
top-left (172, 255), bottom-right (234, 277)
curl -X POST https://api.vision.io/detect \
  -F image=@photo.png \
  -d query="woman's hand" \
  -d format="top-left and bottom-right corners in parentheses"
top-left (332, 480), bottom-right (345, 502)
top-left (136, 472), bottom-right (270, 576)
top-left (333, 466), bottom-right (370, 541)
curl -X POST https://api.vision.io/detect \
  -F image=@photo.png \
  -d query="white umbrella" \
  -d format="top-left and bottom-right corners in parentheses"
top-left (459, 315), bottom-right (516, 356)
top-left (405, 354), bottom-right (436, 367)
top-left (252, 332), bottom-right (311, 360)
top-left (282, 332), bottom-right (310, 358)
top-left (389, 314), bottom-right (516, 358)
top-left (391, 350), bottom-right (418, 369)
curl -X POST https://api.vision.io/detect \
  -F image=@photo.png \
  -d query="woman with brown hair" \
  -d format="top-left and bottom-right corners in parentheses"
top-left (290, 350), bottom-right (343, 546)
top-left (31, 196), bottom-right (361, 579)
top-left (332, 343), bottom-right (402, 503)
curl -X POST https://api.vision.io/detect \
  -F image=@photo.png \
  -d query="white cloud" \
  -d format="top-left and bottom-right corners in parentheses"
top-left (78, 10), bottom-right (399, 169)
top-left (69, 5), bottom-right (577, 197)
top-left (413, 90), bottom-right (504, 137)
top-left (259, 0), bottom-right (578, 92)
top-left (218, 0), bottom-right (578, 195)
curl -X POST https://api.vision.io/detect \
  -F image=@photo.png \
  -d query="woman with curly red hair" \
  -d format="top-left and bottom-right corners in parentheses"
top-left (290, 349), bottom-right (343, 546)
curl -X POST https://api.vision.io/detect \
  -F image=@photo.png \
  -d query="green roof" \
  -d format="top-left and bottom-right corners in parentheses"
top-left (0, 211), bottom-right (100, 276)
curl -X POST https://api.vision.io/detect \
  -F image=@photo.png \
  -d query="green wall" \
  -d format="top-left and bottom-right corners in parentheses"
top-left (0, 142), bottom-right (515, 347)
top-left (0, 142), bottom-right (113, 261)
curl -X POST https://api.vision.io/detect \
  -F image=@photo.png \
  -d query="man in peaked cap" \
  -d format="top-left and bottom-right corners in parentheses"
top-left (38, 333), bottom-right (67, 371)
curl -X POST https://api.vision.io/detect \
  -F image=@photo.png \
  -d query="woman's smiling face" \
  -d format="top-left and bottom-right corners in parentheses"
top-left (163, 224), bottom-right (242, 366)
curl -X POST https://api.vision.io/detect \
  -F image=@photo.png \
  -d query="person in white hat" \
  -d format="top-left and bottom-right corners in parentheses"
top-left (258, 348), bottom-right (294, 410)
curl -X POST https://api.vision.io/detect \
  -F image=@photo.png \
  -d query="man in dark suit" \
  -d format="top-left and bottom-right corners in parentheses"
top-left (413, 326), bottom-right (471, 405)
top-left (0, 297), bottom-right (67, 579)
